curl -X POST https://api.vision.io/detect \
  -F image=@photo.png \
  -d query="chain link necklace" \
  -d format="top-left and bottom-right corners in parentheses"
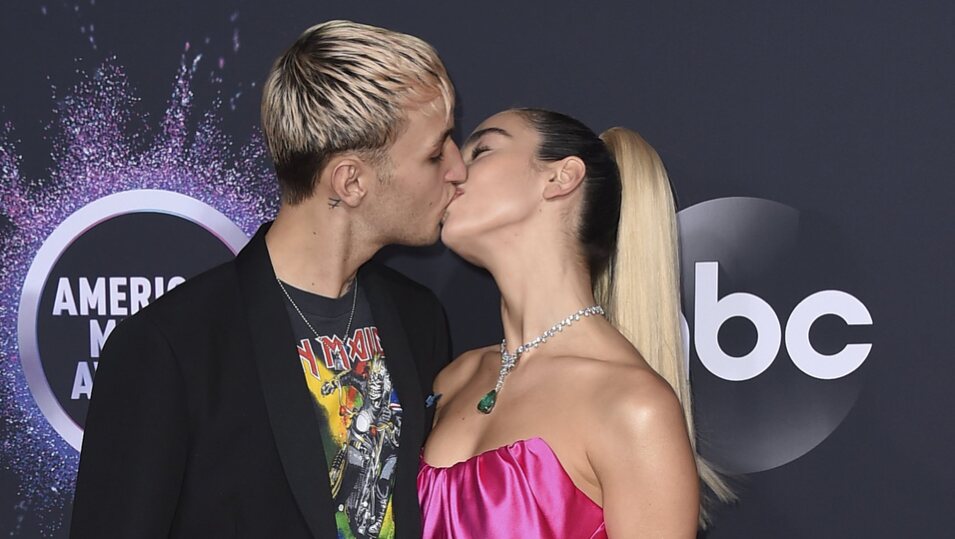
top-left (477, 305), bottom-right (605, 414)
top-left (276, 275), bottom-right (358, 368)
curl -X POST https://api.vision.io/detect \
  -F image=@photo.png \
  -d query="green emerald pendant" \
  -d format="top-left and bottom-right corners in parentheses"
top-left (477, 389), bottom-right (498, 414)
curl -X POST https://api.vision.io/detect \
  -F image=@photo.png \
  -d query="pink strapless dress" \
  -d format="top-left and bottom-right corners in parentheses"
top-left (417, 437), bottom-right (607, 539)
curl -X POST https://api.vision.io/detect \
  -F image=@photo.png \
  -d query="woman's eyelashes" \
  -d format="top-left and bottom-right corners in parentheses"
top-left (469, 144), bottom-right (490, 161)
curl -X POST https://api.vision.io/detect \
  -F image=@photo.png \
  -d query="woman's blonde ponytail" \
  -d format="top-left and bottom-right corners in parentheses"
top-left (598, 127), bottom-right (735, 526)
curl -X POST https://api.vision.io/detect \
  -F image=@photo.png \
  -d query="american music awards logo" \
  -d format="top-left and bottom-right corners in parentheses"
top-left (17, 190), bottom-right (248, 450)
top-left (678, 197), bottom-right (874, 474)
top-left (0, 12), bottom-right (277, 529)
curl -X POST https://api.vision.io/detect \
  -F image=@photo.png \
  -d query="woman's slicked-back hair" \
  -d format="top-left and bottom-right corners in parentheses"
top-left (261, 20), bottom-right (454, 204)
top-left (512, 109), bottom-right (622, 278)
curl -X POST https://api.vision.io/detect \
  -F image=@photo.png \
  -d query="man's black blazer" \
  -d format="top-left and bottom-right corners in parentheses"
top-left (71, 224), bottom-right (451, 538)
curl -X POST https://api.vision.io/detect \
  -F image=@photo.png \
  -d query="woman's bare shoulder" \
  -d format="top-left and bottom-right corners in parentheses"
top-left (568, 351), bottom-right (689, 461)
top-left (550, 349), bottom-right (685, 435)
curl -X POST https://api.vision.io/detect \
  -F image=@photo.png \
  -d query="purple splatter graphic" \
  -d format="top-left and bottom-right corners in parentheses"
top-left (0, 45), bottom-right (277, 535)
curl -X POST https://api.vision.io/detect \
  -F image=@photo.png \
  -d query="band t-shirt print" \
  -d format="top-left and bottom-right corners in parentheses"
top-left (279, 281), bottom-right (402, 539)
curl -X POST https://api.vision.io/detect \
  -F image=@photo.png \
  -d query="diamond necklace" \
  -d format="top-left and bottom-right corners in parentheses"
top-left (477, 305), bottom-right (605, 414)
top-left (276, 274), bottom-right (358, 367)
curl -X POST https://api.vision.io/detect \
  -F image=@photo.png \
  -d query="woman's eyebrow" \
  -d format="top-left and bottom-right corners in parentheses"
top-left (463, 127), bottom-right (512, 147)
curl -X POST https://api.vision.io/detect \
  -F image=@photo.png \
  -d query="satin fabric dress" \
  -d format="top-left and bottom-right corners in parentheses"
top-left (418, 437), bottom-right (607, 538)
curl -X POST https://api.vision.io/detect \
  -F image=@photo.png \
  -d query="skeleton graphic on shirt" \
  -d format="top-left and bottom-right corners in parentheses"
top-left (322, 354), bottom-right (401, 538)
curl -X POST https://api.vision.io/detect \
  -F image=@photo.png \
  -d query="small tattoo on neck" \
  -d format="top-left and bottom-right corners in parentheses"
top-left (328, 198), bottom-right (342, 209)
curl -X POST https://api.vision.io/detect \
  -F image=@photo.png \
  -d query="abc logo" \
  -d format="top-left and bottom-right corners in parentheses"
top-left (679, 197), bottom-right (873, 474)
top-left (692, 260), bottom-right (872, 381)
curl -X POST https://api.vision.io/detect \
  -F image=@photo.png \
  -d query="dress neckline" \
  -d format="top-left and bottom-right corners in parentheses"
top-left (419, 436), bottom-right (602, 509)
top-left (421, 437), bottom-right (543, 470)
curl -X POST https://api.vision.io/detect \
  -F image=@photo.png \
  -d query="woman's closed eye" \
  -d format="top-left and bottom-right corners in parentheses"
top-left (469, 144), bottom-right (490, 161)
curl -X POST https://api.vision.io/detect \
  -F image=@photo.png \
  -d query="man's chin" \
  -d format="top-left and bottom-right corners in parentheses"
top-left (393, 226), bottom-right (441, 248)
top-left (423, 225), bottom-right (443, 245)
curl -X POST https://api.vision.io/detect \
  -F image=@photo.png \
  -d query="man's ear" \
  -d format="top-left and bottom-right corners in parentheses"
top-left (326, 156), bottom-right (369, 208)
top-left (542, 156), bottom-right (587, 200)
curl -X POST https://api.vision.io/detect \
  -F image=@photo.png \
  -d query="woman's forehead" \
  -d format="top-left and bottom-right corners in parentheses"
top-left (476, 110), bottom-right (521, 130)
top-left (468, 111), bottom-right (535, 145)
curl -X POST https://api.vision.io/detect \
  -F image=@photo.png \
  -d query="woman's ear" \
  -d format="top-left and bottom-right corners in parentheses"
top-left (542, 156), bottom-right (587, 200)
top-left (326, 156), bottom-right (368, 208)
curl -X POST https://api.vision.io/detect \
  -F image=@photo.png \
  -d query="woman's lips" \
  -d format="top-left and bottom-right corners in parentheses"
top-left (442, 188), bottom-right (464, 224)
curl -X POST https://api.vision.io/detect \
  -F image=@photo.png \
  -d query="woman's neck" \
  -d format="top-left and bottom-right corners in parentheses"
top-left (485, 245), bottom-right (598, 356)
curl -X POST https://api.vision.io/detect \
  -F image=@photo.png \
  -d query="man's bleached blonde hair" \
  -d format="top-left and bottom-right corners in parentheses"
top-left (261, 20), bottom-right (454, 204)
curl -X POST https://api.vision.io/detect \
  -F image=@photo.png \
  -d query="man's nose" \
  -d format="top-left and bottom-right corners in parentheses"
top-left (444, 144), bottom-right (467, 184)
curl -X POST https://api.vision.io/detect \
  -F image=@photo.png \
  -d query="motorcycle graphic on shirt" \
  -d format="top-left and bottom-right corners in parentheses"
top-left (297, 327), bottom-right (402, 539)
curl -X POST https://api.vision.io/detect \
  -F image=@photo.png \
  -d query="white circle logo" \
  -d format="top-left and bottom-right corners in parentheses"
top-left (679, 197), bottom-right (873, 473)
top-left (18, 190), bottom-right (248, 450)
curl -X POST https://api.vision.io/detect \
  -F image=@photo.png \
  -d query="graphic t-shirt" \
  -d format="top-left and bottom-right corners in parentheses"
top-left (280, 280), bottom-right (401, 539)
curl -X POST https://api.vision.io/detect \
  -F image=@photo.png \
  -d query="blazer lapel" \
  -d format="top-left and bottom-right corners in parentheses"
top-left (235, 224), bottom-right (336, 539)
top-left (362, 265), bottom-right (425, 539)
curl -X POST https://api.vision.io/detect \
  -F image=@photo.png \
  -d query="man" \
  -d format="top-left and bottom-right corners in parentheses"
top-left (71, 20), bottom-right (466, 538)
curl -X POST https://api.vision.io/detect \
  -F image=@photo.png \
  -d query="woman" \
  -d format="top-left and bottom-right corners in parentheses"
top-left (418, 109), bottom-right (732, 538)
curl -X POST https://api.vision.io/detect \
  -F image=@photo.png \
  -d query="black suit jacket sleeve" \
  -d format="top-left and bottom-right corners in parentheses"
top-left (71, 313), bottom-right (189, 538)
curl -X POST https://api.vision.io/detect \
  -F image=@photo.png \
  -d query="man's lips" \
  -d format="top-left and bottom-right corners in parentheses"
top-left (441, 188), bottom-right (463, 225)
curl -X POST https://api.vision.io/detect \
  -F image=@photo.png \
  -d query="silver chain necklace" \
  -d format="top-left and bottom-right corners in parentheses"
top-left (477, 305), bottom-right (605, 414)
top-left (276, 275), bottom-right (359, 367)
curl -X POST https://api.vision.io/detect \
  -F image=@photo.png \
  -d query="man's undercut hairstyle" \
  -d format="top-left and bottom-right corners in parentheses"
top-left (261, 20), bottom-right (455, 204)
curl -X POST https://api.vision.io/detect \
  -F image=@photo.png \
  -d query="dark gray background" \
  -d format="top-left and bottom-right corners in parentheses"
top-left (1, 1), bottom-right (952, 537)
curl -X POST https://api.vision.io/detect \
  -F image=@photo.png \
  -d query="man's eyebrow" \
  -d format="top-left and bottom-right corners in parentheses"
top-left (430, 127), bottom-right (455, 151)
top-left (464, 127), bottom-right (512, 147)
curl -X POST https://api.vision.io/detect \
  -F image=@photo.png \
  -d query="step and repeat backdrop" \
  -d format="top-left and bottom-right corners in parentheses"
top-left (1, 1), bottom-right (952, 537)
